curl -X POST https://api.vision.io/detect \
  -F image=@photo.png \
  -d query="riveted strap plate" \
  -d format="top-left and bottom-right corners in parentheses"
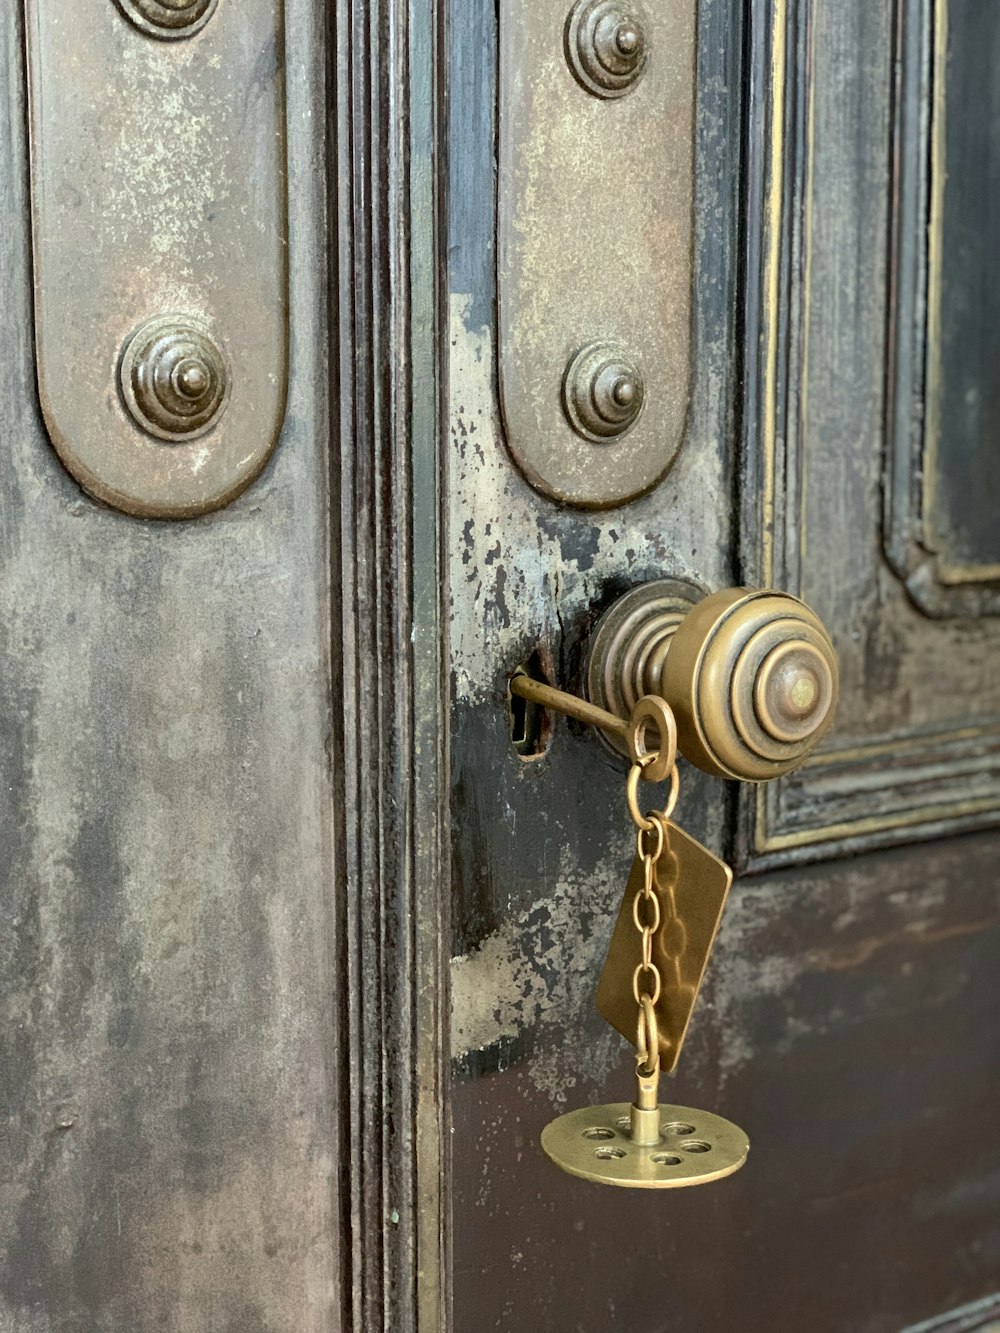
top-left (498, 0), bottom-right (694, 509)
top-left (24, 0), bottom-right (287, 519)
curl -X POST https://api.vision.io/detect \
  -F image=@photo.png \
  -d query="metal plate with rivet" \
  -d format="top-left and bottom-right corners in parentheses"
top-left (24, 0), bottom-right (287, 519)
top-left (498, 0), bottom-right (694, 508)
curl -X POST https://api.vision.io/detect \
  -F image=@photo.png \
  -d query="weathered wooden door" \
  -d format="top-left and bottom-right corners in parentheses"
top-left (0, 1), bottom-right (448, 1328)
top-left (447, 0), bottom-right (1000, 1329)
top-left (3, 0), bottom-right (1000, 1330)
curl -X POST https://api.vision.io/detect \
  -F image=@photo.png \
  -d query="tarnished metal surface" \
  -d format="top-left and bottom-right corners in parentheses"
top-left (1, 0), bottom-right (339, 1324)
top-left (24, 0), bottom-right (287, 518)
top-left (498, 0), bottom-right (695, 508)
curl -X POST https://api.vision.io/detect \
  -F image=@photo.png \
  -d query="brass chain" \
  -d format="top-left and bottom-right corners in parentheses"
top-left (626, 745), bottom-right (681, 1079)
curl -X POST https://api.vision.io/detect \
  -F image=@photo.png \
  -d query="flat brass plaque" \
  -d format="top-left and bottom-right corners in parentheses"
top-left (24, 0), bottom-right (288, 518)
top-left (597, 820), bottom-right (732, 1073)
top-left (498, 0), bottom-right (695, 508)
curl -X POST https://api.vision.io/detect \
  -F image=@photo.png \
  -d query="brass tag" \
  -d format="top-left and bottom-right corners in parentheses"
top-left (597, 821), bottom-right (733, 1073)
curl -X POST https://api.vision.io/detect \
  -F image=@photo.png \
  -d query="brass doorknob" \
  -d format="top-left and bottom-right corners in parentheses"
top-left (586, 579), bottom-right (838, 781)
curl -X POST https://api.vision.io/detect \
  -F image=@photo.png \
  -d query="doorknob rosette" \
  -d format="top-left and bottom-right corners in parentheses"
top-left (587, 582), bottom-right (839, 782)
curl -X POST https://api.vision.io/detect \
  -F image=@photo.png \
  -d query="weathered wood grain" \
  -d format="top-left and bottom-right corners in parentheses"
top-left (0, 3), bottom-right (342, 1328)
top-left (447, 0), bottom-right (1000, 1328)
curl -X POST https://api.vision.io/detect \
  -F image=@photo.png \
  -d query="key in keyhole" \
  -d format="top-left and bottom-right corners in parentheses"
top-left (509, 651), bottom-right (553, 759)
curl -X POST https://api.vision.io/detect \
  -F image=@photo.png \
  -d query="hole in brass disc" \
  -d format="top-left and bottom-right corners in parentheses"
top-left (541, 1101), bottom-right (749, 1188)
top-left (662, 1121), bottom-right (696, 1136)
top-left (582, 1127), bottom-right (616, 1141)
top-left (681, 1140), bottom-right (712, 1154)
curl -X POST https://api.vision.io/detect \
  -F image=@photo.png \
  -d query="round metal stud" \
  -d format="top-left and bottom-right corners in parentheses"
top-left (119, 315), bottom-right (230, 443)
top-left (563, 342), bottom-right (646, 444)
top-left (566, 0), bottom-right (651, 99)
top-left (115, 0), bottom-right (218, 40)
top-left (541, 1101), bottom-right (749, 1189)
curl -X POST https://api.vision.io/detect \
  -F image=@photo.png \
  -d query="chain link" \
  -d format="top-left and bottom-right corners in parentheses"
top-left (622, 702), bottom-right (681, 1080)
top-left (629, 784), bottom-right (674, 1058)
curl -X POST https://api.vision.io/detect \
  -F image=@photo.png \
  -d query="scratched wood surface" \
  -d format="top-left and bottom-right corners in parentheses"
top-left (0, 4), bottom-right (343, 1328)
top-left (447, 0), bottom-right (1000, 1329)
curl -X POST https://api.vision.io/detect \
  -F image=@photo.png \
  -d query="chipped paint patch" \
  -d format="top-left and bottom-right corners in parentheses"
top-left (449, 292), bottom-right (724, 704)
top-left (450, 850), bottom-right (625, 1104)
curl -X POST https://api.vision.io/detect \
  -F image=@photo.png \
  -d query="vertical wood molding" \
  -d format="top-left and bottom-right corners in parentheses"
top-left (329, 0), bottom-right (450, 1327)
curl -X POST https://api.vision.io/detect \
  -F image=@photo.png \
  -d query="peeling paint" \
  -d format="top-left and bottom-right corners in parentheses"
top-left (450, 851), bottom-right (627, 1102)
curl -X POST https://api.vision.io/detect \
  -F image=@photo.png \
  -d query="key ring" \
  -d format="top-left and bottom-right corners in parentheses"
top-left (627, 759), bottom-right (680, 832)
top-left (626, 696), bottom-right (677, 783)
top-left (636, 995), bottom-right (660, 1077)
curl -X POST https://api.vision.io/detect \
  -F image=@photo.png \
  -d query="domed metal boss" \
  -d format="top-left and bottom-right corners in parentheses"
top-left (119, 315), bottom-right (230, 443)
top-left (115, 0), bottom-right (218, 39)
top-left (564, 341), bottom-right (645, 444)
top-left (566, 0), bottom-right (651, 99)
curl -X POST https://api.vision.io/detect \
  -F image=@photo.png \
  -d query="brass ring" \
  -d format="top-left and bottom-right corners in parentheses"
top-left (636, 996), bottom-right (660, 1076)
top-left (627, 696), bottom-right (678, 784)
top-left (627, 763), bottom-right (681, 832)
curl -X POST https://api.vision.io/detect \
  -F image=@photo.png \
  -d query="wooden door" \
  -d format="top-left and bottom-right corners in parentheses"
top-left (3, 0), bottom-right (1000, 1330)
top-left (446, 0), bottom-right (1000, 1330)
top-left (0, 2), bottom-right (448, 1329)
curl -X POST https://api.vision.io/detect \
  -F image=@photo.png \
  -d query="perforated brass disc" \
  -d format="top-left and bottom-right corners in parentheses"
top-left (541, 1103), bottom-right (749, 1189)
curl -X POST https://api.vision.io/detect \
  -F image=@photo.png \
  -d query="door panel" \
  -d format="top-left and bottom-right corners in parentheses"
top-left (0, 4), bottom-right (341, 1327)
top-left (447, 0), bottom-right (1000, 1329)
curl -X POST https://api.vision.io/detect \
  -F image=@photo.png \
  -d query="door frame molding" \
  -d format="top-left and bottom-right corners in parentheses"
top-left (328, 0), bottom-right (451, 1327)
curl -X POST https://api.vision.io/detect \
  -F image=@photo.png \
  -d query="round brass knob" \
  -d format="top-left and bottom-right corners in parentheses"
top-left (587, 581), bottom-right (838, 782)
top-left (664, 588), bottom-right (838, 781)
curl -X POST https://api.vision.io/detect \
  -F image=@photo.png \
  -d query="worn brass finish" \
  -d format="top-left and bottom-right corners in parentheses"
top-left (119, 316), bottom-right (230, 442)
top-left (563, 342), bottom-right (646, 443)
top-left (587, 581), bottom-right (839, 780)
top-left (664, 588), bottom-right (839, 781)
top-left (115, 0), bottom-right (218, 38)
top-left (587, 578), bottom-right (705, 749)
top-left (565, 0), bottom-right (651, 99)
top-left (597, 819), bottom-right (732, 1072)
top-left (541, 1093), bottom-right (749, 1188)
top-left (25, 0), bottom-right (288, 518)
top-left (499, 0), bottom-right (694, 507)
top-left (509, 672), bottom-right (630, 745)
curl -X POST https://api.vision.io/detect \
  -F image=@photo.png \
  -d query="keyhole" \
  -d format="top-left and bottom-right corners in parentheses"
top-left (509, 651), bottom-right (553, 760)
